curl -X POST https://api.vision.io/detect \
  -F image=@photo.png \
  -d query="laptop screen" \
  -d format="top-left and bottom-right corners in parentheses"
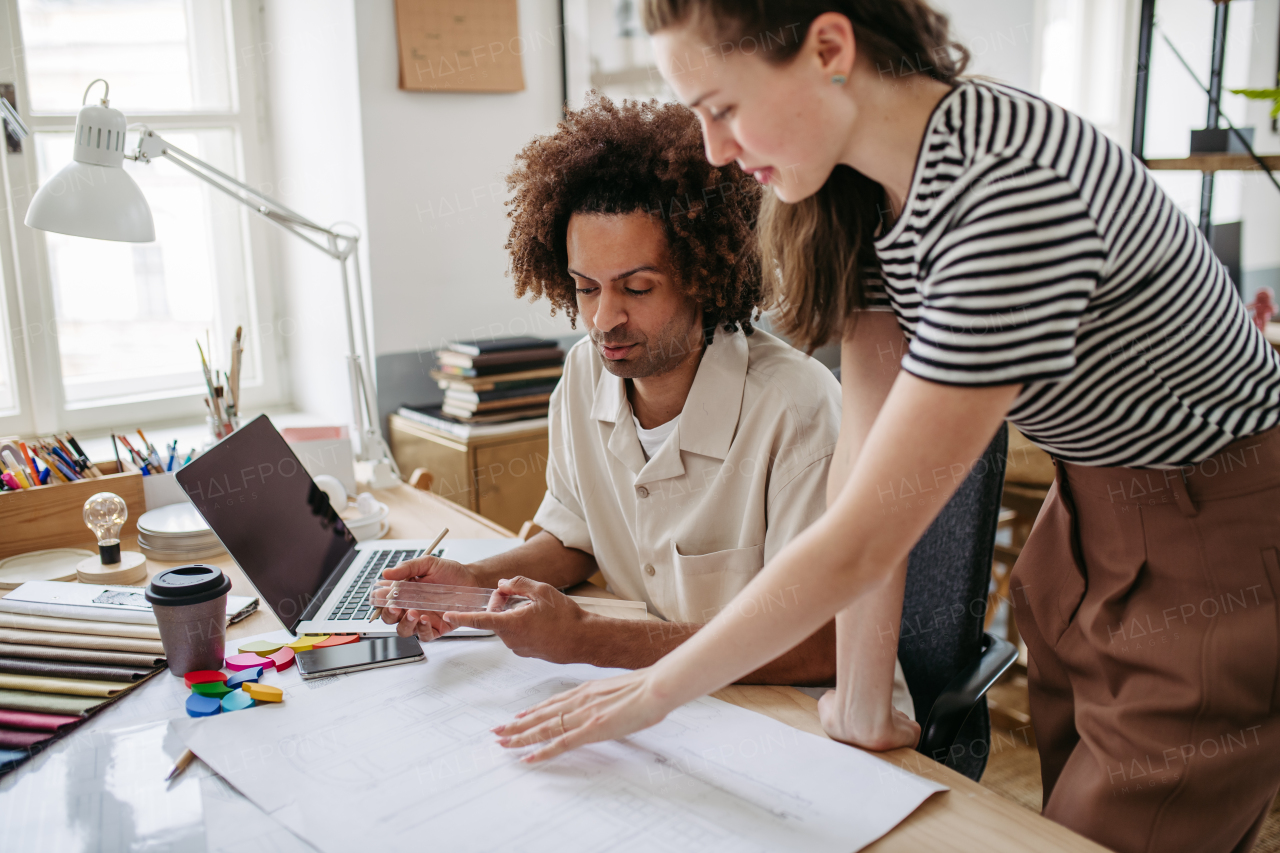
top-left (175, 415), bottom-right (355, 629)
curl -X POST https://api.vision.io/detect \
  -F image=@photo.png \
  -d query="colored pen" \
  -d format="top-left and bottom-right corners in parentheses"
top-left (32, 448), bottom-right (70, 483)
top-left (111, 433), bottom-right (122, 473)
top-left (44, 447), bottom-right (79, 482)
top-left (166, 440), bottom-right (177, 472)
top-left (17, 441), bottom-right (39, 483)
top-left (65, 433), bottom-right (103, 477)
top-left (1, 471), bottom-right (20, 490)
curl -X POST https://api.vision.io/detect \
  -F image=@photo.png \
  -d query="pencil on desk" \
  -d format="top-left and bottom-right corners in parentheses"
top-left (369, 527), bottom-right (449, 622)
top-left (165, 748), bottom-right (196, 784)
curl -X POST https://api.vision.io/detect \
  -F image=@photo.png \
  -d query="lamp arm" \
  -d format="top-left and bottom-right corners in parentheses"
top-left (131, 128), bottom-right (399, 482)
top-left (0, 97), bottom-right (29, 141)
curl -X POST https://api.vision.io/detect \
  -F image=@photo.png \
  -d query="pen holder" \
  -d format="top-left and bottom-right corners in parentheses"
top-left (0, 460), bottom-right (145, 561)
top-left (205, 414), bottom-right (241, 449)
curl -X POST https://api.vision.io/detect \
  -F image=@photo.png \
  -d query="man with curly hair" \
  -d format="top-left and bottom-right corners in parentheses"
top-left (380, 97), bottom-right (911, 702)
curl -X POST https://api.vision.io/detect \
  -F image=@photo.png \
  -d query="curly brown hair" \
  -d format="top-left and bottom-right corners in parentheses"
top-left (505, 94), bottom-right (763, 341)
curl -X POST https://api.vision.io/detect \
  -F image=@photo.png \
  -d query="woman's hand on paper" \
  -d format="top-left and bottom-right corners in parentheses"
top-left (817, 688), bottom-right (920, 752)
top-left (489, 668), bottom-right (675, 764)
top-left (377, 555), bottom-right (478, 641)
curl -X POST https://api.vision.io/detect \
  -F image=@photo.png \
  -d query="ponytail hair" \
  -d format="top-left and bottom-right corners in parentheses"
top-left (644, 1), bottom-right (968, 351)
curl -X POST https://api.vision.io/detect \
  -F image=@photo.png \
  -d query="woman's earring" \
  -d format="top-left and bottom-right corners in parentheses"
top-left (831, 74), bottom-right (847, 85)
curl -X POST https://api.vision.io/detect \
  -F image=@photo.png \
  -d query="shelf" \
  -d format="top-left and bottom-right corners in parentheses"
top-left (1143, 153), bottom-right (1280, 172)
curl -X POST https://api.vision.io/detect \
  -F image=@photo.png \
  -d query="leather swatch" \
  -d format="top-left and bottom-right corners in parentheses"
top-left (0, 612), bottom-right (162, 640)
top-left (0, 674), bottom-right (131, 698)
top-left (0, 688), bottom-right (105, 715)
top-left (0, 708), bottom-right (81, 732)
top-left (0, 642), bottom-right (164, 668)
top-left (0, 656), bottom-right (155, 683)
top-left (0, 628), bottom-right (165, 655)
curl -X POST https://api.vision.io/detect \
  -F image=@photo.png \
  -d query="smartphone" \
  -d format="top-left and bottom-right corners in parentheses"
top-left (295, 636), bottom-right (424, 680)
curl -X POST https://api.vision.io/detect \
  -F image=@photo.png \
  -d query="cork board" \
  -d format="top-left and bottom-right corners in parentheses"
top-left (396, 0), bottom-right (526, 93)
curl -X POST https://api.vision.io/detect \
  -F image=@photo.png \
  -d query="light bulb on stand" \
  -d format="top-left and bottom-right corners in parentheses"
top-left (77, 491), bottom-right (147, 584)
top-left (84, 491), bottom-right (127, 565)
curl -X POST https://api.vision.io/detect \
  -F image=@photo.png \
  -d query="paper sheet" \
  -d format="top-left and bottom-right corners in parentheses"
top-left (174, 640), bottom-right (946, 853)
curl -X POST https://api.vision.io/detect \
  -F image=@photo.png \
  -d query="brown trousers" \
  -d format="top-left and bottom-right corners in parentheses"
top-left (1010, 424), bottom-right (1280, 853)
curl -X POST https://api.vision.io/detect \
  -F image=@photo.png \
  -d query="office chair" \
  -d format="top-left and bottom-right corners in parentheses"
top-left (899, 422), bottom-right (1018, 781)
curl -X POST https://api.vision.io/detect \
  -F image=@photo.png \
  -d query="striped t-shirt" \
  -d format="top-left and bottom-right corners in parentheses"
top-left (870, 80), bottom-right (1280, 468)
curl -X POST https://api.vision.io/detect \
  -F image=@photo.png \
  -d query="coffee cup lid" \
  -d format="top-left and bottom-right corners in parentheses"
top-left (145, 564), bottom-right (231, 607)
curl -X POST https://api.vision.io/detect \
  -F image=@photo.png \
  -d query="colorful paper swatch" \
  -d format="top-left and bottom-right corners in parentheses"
top-left (183, 670), bottom-right (228, 689)
top-left (242, 683), bottom-right (283, 703)
top-left (221, 691), bottom-right (255, 712)
top-left (311, 634), bottom-right (360, 648)
top-left (286, 635), bottom-right (328, 652)
top-left (226, 668), bottom-right (263, 688)
top-left (237, 640), bottom-right (285, 656)
top-left (225, 653), bottom-right (274, 672)
top-left (267, 647), bottom-right (295, 672)
top-left (192, 681), bottom-right (233, 698)
top-left (186, 694), bottom-right (222, 717)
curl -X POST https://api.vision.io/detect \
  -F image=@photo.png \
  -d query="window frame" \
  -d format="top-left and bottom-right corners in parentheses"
top-left (0, 0), bottom-right (287, 437)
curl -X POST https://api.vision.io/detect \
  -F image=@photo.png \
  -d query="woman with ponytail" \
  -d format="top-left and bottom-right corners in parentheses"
top-left (486, 4), bottom-right (1280, 850)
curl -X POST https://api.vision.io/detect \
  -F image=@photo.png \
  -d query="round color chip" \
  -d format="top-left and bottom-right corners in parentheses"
top-left (221, 690), bottom-right (255, 712)
top-left (267, 647), bottom-right (295, 672)
top-left (311, 634), bottom-right (360, 648)
top-left (183, 670), bottom-right (228, 689)
top-left (225, 653), bottom-right (275, 672)
top-left (286, 635), bottom-right (328, 652)
top-left (186, 693), bottom-right (222, 717)
top-left (237, 640), bottom-right (285, 656)
top-left (192, 681), bottom-right (233, 698)
top-left (226, 667), bottom-right (263, 688)
top-left (242, 683), bottom-right (284, 703)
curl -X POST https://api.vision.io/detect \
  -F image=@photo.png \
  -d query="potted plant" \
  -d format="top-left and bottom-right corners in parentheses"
top-left (1231, 74), bottom-right (1280, 121)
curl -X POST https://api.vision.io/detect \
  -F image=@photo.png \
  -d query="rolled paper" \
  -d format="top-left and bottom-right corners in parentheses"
top-left (226, 667), bottom-right (263, 689)
top-left (286, 635), bottom-right (328, 652)
top-left (183, 670), bottom-right (228, 689)
top-left (192, 681), bottom-right (233, 698)
top-left (242, 683), bottom-right (283, 703)
top-left (186, 694), bottom-right (222, 717)
top-left (237, 640), bottom-right (285, 656)
top-left (311, 635), bottom-right (359, 649)
top-left (267, 647), bottom-right (295, 672)
top-left (224, 653), bottom-right (274, 672)
top-left (221, 690), bottom-right (254, 712)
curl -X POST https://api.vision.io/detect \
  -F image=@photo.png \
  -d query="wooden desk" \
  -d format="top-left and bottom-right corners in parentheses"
top-left (147, 482), bottom-right (1102, 853)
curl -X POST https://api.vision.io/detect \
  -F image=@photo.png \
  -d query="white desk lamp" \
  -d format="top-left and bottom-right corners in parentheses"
top-left (20, 80), bottom-right (401, 489)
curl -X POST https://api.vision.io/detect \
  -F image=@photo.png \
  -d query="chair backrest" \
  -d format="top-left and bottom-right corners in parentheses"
top-left (898, 423), bottom-right (1008, 780)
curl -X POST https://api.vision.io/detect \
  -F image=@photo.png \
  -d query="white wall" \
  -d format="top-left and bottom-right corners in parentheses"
top-left (934, 0), bottom-right (1039, 91)
top-left (352, 0), bottom-right (575, 362)
top-left (259, 0), bottom-right (370, 426)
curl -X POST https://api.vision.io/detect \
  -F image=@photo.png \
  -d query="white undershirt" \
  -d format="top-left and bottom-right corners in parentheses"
top-left (632, 414), bottom-right (679, 461)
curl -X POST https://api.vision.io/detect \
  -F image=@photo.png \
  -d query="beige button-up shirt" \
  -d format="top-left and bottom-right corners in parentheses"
top-left (535, 327), bottom-right (914, 714)
top-left (535, 326), bottom-right (840, 625)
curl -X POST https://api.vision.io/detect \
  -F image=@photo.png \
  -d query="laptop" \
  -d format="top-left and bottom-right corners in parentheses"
top-left (175, 415), bottom-right (514, 636)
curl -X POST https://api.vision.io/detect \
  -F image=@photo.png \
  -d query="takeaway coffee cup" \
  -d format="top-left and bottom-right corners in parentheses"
top-left (146, 564), bottom-right (231, 676)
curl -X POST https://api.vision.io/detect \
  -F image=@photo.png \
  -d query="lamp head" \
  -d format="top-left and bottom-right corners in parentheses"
top-left (24, 79), bottom-right (155, 242)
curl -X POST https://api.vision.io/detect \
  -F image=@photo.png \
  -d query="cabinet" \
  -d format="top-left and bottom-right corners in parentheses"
top-left (386, 414), bottom-right (549, 533)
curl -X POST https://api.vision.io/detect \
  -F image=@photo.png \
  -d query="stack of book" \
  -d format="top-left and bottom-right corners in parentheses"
top-left (431, 337), bottom-right (564, 424)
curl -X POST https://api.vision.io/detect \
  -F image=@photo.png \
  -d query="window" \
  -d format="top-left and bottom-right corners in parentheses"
top-left (0, 0), bottom-right (283, 436)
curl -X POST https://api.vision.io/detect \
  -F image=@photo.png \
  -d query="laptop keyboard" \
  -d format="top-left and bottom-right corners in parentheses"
top-left (328, 548), bottom-right (429, 620)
